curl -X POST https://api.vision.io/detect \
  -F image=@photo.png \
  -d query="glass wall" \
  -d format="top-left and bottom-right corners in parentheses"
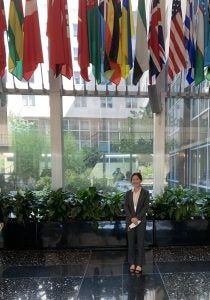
top-left (0, 95), bottom-right (51, 192)
top-left (62, 96), bottom-right (153, 193)
top-left (166, 96), bottom-right (210, 192)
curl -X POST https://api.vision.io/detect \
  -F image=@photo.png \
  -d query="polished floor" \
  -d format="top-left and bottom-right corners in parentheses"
top-left (0, 246), bottom-right (210, 299)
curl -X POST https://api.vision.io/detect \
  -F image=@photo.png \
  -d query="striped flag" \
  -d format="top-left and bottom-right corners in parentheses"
top-left (47, 0), bottom-right (73, 79)
top-left (132, 0), bottom-right (148, 85)
top-left (120, 0), bottom-right (134, 80)
top-left (87, 0), bottom-right (101, 84)
top-left (184, 0), bottom-right (196, 85)
top-left (23, 0), bottom-right (43, 81)
top-left (8, 0), bottom-right (24, 81)
top-left (0, 0), bottom-right (6, 78)
top-left (195, 0), bottom-right (207, 85)
top-left (104, 0), bottom-right (121, 85)
top-left (78, 0), bottom-right (90, 82)
top-left (168, 0), bottom-right (186, 84)
top-left (148, 0), bottom-right (165, 84)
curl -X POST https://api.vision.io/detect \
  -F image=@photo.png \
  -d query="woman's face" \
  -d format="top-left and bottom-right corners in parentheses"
top-left (131, 175), bottom-right (141, 188)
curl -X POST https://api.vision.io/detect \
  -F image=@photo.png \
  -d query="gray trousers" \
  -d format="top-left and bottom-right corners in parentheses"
top-left (127, 222), bottom-right (146, 266)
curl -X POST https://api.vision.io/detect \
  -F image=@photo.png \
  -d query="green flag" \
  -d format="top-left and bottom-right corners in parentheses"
top-left (132, 0), bottom-right (148, 85)
top-left (87, 0), bottom-right (101, 84)
top-left (195, 0), bottom-right (205, 85)
top-left (8, 0), bottom-right (24, 81)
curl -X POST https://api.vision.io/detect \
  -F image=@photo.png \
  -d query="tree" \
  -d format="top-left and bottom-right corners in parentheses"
top-left (9, 116), bottom-right (50, 184)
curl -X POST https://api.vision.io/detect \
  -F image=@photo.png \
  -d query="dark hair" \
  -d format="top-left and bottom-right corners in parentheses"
top-left (131, 172), bottom-right (142, 182)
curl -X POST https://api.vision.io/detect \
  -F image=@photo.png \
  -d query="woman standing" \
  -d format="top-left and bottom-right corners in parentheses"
top-left (124, 172), bottom-right (149, 274)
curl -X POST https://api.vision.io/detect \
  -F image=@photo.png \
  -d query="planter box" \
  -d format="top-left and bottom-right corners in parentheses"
top-left (0, 220), bottom-right (154, 249)
top-left (0, 222), bottom-right (37, 249)
top-left (154, 220), bottom-right (210, 246)
top-left (37, 220), bottom-right (154, 249)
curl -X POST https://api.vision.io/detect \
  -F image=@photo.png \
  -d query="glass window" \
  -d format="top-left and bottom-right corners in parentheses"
top-left (192, 99), bottom-right (199, 119)
top-left (1, 96), bottom-right (51, 192)
top-left (100, 97), bottom-right (113, 108)
top-left (80, 120), bottom-right (90, 130)
top-left (199, 112), bottom-right (208, 142)
top-left (74, 71), bottom-right (81, 84)
top-left (80, 131), bottom-right (90, 140)
top-left (190, 149), bottom-right (197, 185)
top-left (63, 96), bottom-right (153, 191)
top-left (126, 98), bottom-right (137, 109)
top-left (74, 97), bottom-right (87, 107)
top-left (22, 95), bottom-right (35, 106)
top-left (72, 23), bottom-right (78, 37)
top-left (198, 147), bottom-right (207, 186)
top-left (69, 119), bottom-right (79, 130)
top-left (73, 47), bottom-right (78, 60)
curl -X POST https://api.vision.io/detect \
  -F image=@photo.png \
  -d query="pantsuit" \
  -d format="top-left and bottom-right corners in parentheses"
top-left (124, 188), bottom-right (149, 266)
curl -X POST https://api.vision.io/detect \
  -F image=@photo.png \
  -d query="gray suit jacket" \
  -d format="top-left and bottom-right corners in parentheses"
top-left (124, 188), bottom-right (149, 225)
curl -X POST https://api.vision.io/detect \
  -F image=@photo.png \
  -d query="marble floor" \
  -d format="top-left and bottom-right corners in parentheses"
top-left (0, 246), bottom-right (210, 299)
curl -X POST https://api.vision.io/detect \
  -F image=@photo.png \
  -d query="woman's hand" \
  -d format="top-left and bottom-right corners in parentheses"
top-left (131, 217), bottom-right (139, 225)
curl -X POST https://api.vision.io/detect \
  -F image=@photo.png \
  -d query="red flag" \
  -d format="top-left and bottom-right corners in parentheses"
top-left (0, 0), bottom-right (6, 78)
top-left (78, 0), bottom-right (90, 81)
top-left (168, 0), bottom-right (186, 84)
top-left (148, 0), bottom-right (165, 84)
top-left (47, 0), bottom-right (73, 79)
top-left (23, 0), bottom-right (43, 81)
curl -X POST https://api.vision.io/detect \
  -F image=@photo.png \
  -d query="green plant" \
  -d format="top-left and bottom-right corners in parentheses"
top-left (39, 189), bottom-right (71, 222)
top-left (12, 190), bottom-right (38, 223)
top-left (75, 187), bottom-right (103, 225)
top-left (152, 186), bottom-right (208, 220)
top-left (102, 192), bottom-right (124, 221)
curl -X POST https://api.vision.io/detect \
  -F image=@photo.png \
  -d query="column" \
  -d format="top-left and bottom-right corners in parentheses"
top-left (153, 92), bottom-right (166, 196)
top-left (49, 72), bottom-right (64, 190)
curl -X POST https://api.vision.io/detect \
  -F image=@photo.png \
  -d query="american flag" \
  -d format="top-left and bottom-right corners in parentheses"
top-left (148, 0), bottom-right (165, 84)
top-left (168, 0), bottom-right (186, 84)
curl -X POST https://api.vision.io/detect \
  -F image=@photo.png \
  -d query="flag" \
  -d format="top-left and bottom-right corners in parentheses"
top-left (99, 0), bottom-right (110, 84)
top-left (78, 0), bottom-right (90, 82)
top-left (87, 0), bottom-right (101, 84)
top-left (195, 0), bottom-right (207, 85)
top-left (23, 0), bottom-right (43, 81)
top-left (148, 0), bottom-right (165, 84)
top-left (168, 0), bottom-right (186, 84)
top-left (47, 0), bottom-right (73, 79)
top-left (104, 0), bottom-right (121, 85)
top-left (204, 0), bottom-right (210, 66)
top-left (0, 0), bottom-right (6, 78)
top-left (132, 0), bottom-right (148, 85)
top-left (120, 0), bottom-right (134, 80)
top-left (184, 0), bottom-right (196, 85)
top-left (8, 0), bottom-right (24, 81)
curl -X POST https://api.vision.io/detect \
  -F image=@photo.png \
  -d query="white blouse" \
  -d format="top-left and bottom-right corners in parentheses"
top-left (133, 189), bottom-right (141, 212)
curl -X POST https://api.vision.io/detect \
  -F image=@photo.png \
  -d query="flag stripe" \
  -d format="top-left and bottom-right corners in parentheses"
top-left (168, 0), bottom-right (186, 84)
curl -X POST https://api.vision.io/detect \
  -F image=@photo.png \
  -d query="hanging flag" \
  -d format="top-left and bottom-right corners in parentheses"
top-left (168, 0), bottom-right (186, 84)
top-left (184, 0), bottom-right (196, 85)
top-left (148, 0), bottom-right (165, 84)
top-left (0, 0), bottom-right (6, 78)
top-left (99, 0), bottom-right (110, 84)
top-left (47, 0), bottom-right (73, 79)
top-left (204, 0), bottom-right (210, 66)
top-left (120, 0), bottom-right (134, 80)
top-left (132, 0), bottom-right (148, 85)
top-left (23, 0), bottom-right (43, 81)
top-left (78, 0), bottom-right (90, 82)
top-left (87, 0), bottom-right (101, 84)
top-left (104, 0), bottom-right (121, 85)
top-left (8, 0), bottom-right (24, 81)
top-left (195, 0), bottom-right (207, 85)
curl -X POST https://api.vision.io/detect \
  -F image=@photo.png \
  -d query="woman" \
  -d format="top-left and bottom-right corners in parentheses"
top-left (124, 172), bottom-right (149, 274)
